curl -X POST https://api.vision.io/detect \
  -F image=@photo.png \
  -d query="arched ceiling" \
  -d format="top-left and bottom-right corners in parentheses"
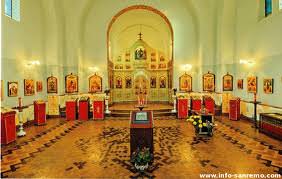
top-left (109, 8), bottom-right (172, 60)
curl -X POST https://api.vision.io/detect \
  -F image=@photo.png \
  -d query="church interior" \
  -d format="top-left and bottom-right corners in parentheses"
top-left (1, 0), bottom-right (282, 178)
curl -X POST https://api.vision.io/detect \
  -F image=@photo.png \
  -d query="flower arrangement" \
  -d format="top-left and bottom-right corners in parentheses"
top-left (131, 147), bottom-right (153, 171)
top-left (187, 115), bottom-right (214, 136)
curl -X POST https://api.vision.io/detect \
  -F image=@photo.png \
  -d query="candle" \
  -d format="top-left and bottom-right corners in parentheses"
top-left (18, 97), bottom-right (22, 108)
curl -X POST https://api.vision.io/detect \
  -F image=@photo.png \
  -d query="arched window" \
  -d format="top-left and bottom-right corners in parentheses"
top-left (265, 0), bottom-right (272, 17)
top-left (5, 0), bottom-right (20, 21)
top-left (279, 0), bottom-right (282, 10)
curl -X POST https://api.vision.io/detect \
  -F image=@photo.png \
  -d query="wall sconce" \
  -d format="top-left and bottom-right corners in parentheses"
top-left (181, 64), bottom-right (192, 73)
top-left (239, 59), bottom-right (255, 66)
top-left (25, 60), bottom-right (40, 67)
top-left (88, 66), bottom-right (99, 74)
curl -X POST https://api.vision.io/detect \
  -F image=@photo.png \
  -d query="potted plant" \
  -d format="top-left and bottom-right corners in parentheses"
top-left (131, 147), bottom-right (153, 171)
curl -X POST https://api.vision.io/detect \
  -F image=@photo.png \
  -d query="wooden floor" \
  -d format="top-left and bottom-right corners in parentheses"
top-left (1, 115), bottom-right (281, 178)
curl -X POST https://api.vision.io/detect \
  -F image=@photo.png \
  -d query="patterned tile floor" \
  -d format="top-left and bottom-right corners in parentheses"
top-left (1, 116), bottom-right (281, 178)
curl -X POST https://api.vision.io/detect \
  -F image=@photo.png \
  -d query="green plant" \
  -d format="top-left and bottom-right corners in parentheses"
top-left (131, 147), bottom-right (153, 166)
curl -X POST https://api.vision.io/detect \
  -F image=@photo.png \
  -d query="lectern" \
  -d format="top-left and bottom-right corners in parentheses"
top-left (93, 100), bottom-right (104, 120)
top-left (1, 110), bottom-right (16, 144)
top-left (66, 99), bottom-right (78, 121)
top-left (191, 98), bottom-right (201, 113)
top-left (229, 98), bottom-right (240, 120)
top-left (130, 111), bottom-right (153, 157)
top-left (79, 97), bottom-right (90, 121)
top-left (177, 98), bottom-right (188, 119)
top-left (204, 97), bottom-right (215, 115)
top-left (34, 100), bottom-right (46, 125)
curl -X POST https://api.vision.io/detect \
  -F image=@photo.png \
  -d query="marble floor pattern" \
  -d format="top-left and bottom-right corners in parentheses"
top-left (1, 116), bottom-right (281, 178)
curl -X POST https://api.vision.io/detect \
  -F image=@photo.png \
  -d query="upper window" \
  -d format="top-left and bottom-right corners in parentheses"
top-left (265, 0), bottom-right (272, 16)
top-left (5, 0), bottom-right (20, 21)
top-left (279, 0), bottom-right (282, 10)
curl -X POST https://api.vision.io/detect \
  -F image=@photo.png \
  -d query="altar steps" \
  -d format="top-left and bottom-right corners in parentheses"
top-left (110, 109), bottom-right (176, 118)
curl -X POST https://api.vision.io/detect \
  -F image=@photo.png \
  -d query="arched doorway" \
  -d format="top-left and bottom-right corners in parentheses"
top-left (107, 5), bottom-right (174, 103)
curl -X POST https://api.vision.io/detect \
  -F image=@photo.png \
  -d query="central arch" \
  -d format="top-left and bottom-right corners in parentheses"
top-left (107, 5), bottom-right (174, 102)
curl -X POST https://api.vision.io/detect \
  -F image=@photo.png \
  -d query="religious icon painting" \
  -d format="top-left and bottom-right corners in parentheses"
top-left (237, 79), bottom-right (243, 89)
top-left (36, 81), bottom-right (43, 92)
top-left (160, 55), bottom-right (165, 62)
top-left (89, 74), bottom-right (102, 93)
top-left (263, 78), bottom-right (273, 94)
top-left (151, 64), bottom-right (157, 70)
top-left (125, 52), bottom-right (130, 62)
top-left (1, 80), bottom-right (3, 101)
top-left (47, 76), bottom-right (58, 93)
top-left (179, 74), bottom-right (192, 92)
top-left (160, 76), bottom-right (166, 88)
top-left (65, 73), bottom-right (78, 93)
top-left (203, 72), bottom-right (215, 92)
top-left (151, 52), bottom-right (156, 62)
top-left (247, 76), bottom-right (257, 93)
top-left (223, 73), bottom-right (233, 91)
top-left (125, 76), bottom-right (132, 89)
top-left (135, 46), bottom-right (147, 60)
top-left (117, 56), bottom-right (122, 62)
top-left (125, 65), bottom-right (131, 70)
top-left (158, 63), bottom-right (166, 69)
top-left (150, 76), bottom-right (156, 88)
top-left (24, 79), bottom-right (35, 96)
top-left (116, 76), bottom-right (122, 89)
top-left (8, 81), bottom-right (18, 97)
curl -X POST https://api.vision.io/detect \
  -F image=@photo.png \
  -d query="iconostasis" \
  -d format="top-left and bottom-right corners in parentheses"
top-left (109, 38), bottom-right (172, 103)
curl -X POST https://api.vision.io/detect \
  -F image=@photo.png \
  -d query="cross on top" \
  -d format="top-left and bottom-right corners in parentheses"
top-left (138, 32), bottom-right (143, 40)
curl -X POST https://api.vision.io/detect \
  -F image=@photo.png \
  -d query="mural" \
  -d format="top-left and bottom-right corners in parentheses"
top-left (89, 74), bottom-right (102, 93)
top-left (65, 73), bottom-right (78, 93)
top-left (47, 76), bottom-right (58, 93)
top-left (179, 74), bottom-right (192, 92)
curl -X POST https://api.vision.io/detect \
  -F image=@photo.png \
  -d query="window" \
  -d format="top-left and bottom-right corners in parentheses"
top-left (265, 0), bottom-right (272, 17)
top-left (5, 0), bottom-right (12, 17)
top-left (4, 0), bottom-right (20, 21)
top-left (279, 0), bottom-right (282, 10)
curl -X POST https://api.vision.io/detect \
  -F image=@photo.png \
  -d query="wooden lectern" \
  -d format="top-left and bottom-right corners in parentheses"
top-left (93, 101), bottom-right (104, 120)
top-left (177, 98), bottom-right (188, 119)
top-left (66, 99), bottom-right (78, 121)
top-left (79, 97), bottom-right (90, 121)
top-left (34, 101), bottom-right (46, 125)
top-left (229, 98), bottom-right (240, 120)
top-left (204, 97), bottom-right (215, 115)
top-left (191, 98), bottom-right (202, 113)
top-left (130, 111), bottom-right (153, 157)
top-left (1, 110), bottom-right (16, 144)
